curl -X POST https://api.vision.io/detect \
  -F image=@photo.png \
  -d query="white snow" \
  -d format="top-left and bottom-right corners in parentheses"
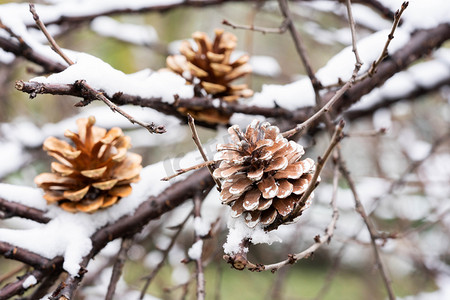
top-left (193, 216), bottom-right (210, 237)
top-left (0, 48), bottom-right (15, 64)
top-left (372, 108), bottom-right (391, 131)
top-left (0, 142), bottom-right (28, 179)
top-left (377, 0), bottom-right (450, 32)
top-left (91, 16), bottom-right (159, 46)
top-left (22, 275), bottom-right (37, 289)
top-left (187, 240), bottom-right (203, 260)
top-left (223, 215), bottom-right (282, 255)
top-left (0, 183), bottom-right (46, 210)
top-left (144, 250), bottom-right (163, 269)
top-left (249, 55), bottom-right (282, 77)
top-left (31, 53), bottom-right (193, 103)
top-left (248, 77), bottom-right (316, 109)
top-left (0, 160), bottom-right (174, 275)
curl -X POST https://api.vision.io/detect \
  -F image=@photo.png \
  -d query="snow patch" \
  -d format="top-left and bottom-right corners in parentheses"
top-left (22, 275), bottom-right (37, 289)
top-left (187, 240), bottom-right (203, 260)
top-left (223, 215), bottom-right (282, 255)
top-left (31, 53), bottom-right (193, 103)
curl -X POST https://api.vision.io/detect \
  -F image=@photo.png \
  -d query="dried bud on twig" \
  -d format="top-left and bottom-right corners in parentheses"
top-left (35, 116), bottom-right (142, 213)
top-left (214, 120), bottom-right (318, 228)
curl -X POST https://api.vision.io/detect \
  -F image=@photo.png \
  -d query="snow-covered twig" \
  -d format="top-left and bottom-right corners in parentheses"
top-left (0, 197), bottom-right (50, 224)
top-left (0, 241), bottom-right (61, 270)
top-left (28, 6), bottom-right (167, 135)
top-left (0, 270), bottom-right (43, 299)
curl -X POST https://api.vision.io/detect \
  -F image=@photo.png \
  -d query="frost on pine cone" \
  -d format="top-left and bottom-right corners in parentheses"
top-left (35, 116), bottom-right (142, 213)
top-left (214, 120), bottom-right (317, 228)
top-left (166, 29), bottom-right (253, 124)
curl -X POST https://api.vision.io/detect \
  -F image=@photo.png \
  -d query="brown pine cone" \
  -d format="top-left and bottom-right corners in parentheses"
top-left (213, 120), bottom-right (317, 228)
top-left (167, 29), bottom-right (253, 102)
top-left (35, 116), bottom-right (142, 213)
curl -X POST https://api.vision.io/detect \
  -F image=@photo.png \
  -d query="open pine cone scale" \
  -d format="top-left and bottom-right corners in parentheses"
top-left (35, 116), bottom-right (142, 213)
top-left (214, 120), bottom-right (318, 228)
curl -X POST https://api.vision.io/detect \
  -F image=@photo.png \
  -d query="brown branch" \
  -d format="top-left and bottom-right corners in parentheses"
top-left (329, 23), bottom-right (450, 115)
top-left (222, 18), bottom-right (289, 34)
top-left (49, 168), bottom-right (214, 300)
top-left (105, 237), bottom-right (133, 300)
top-left (0, 197), bottom-right (50, 224)
top-left (345, 74), bottom-right (450, 121)
top-left (187, 114), bottom-right (222, 191)
top-left (0, 242), bottom-right (62, 270)
top-left (27, 6), bottom-right (166, 134)
top-left (0, 270), bottom-right (42, 300)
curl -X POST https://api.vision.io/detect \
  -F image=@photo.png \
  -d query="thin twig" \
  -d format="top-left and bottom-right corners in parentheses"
top-left (277, 0), bottom-right (322, 102)
top-left (222, 18), bottom-right (289, 34)
top-left (321, 1), bottom-right (408, 89)
top-left (192, 193), bottom-right (206, 300)
top-left (338, 157), bottom-right (396, 300)
top-left (139, 212), bottom-right (192, 300)
top-left (161, 160), bottom-right (216, 181)
top-left (282, 120), bottom-right (345, 225)
top-left (76, 80), bottom-right (166, 134)
top-left (344, 128), bottom-right (387, 138)
top-left (345, 0), bottom-right (363, 68)
top-left (187, 114), bottom-right (222, 191)
top-left (105, 238), bottom-right (133, 300)
top-left (358, 1), bottom-right (409, 80)
top-left (28, 4), bottom-right (166, 134)
top-left (29, 4), bottom-right (73, 66)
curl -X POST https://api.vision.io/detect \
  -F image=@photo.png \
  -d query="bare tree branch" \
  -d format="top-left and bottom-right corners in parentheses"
top-left (0, 197), bottom-right (51, 224)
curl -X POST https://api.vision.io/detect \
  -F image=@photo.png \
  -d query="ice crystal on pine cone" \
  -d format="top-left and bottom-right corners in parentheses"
top-left (214, 120), bottom-right (317, 228)
top-left (35, 116), bottom-right (142, 213)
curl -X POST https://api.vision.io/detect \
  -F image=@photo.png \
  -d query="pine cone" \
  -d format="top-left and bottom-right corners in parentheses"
top-left (213, 120), bottom-right (317, 228)
top-left (35, 116), bottom-right (142, 213)
top-left (167, 29), bottom-right (253, 102)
